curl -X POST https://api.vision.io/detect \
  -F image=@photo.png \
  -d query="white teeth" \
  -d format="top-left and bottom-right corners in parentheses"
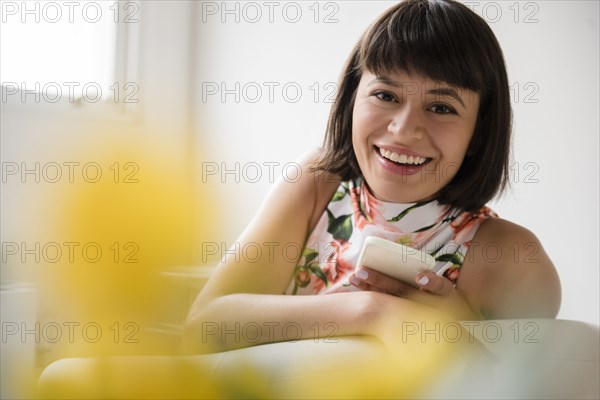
top-left (379, 147), bottom-right (427, 165)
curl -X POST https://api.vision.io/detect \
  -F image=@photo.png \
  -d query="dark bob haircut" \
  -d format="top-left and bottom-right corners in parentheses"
top-left (312, 0), bottom-right (512, 211)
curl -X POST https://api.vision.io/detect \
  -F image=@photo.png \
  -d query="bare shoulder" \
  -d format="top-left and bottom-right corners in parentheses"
top-left (260, 148), bottom-right (340, 229)
top-left (458, 217), bottom-right (561, 319)
top-left (301, 149), bottom-right (342, 232)
top-left (475, 217), bottom-right (538, 244)
top-left (197, 148), bottom-right (341, 299)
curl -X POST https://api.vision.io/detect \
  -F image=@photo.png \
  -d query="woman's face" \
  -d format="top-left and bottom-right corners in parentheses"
top-left (352, 69), bottom-right (480, 203)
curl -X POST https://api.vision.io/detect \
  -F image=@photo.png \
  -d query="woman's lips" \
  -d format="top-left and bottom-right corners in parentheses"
top-left (374, 145), bottom-right (432, 176)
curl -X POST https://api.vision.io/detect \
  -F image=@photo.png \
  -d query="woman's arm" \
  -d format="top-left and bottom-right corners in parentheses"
top-left (183, 291), bottom-right (377, 353)
top-left (458, 218), bottom-right (561, 319)
top-left (183, 150), bottom-right (362, 353)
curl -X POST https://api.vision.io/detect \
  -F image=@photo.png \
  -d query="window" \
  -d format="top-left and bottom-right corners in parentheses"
top-left (1, 0), bottom-right (139, 109)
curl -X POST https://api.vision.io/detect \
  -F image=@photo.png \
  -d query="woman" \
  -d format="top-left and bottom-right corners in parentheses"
top-left (183, 0), bottom-right (560, 354)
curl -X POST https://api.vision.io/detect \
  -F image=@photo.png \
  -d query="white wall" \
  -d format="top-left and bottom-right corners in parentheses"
top-left (191, 0), bottom-right (599, 325)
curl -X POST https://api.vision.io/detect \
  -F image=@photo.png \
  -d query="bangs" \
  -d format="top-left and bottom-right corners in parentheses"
top-left (358, 0), bottom-right (489, 93)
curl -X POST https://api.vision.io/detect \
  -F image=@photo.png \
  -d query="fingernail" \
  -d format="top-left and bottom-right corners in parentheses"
top-left (350, 276), bottom-right (360, 286)
top-left (356, 269), bottom-right (368, 280)
top-left (417, 276), bottom-right (429, 285)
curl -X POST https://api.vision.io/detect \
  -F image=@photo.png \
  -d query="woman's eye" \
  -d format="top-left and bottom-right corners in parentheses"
top-left (373, 91), bottom-right (397, 102)
top-left (429, 104), bottom-right (456, 114)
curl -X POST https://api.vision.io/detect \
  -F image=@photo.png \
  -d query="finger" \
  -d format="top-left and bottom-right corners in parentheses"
top-left (349, 273), bottom-right (368, 290)
top-left (350, 274), bottom-right (388, 294)
top-left (415, 271), bottom-right (454, 295)
top-left (355, 267), bottom-right (417, 296)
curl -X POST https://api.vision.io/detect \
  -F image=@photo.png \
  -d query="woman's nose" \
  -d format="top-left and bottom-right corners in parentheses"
top-left (387, 106), bottom-right (425, 141)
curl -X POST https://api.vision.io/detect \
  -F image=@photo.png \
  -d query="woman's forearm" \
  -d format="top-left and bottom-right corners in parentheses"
top-left (182, 292), bottom-right (376, 354)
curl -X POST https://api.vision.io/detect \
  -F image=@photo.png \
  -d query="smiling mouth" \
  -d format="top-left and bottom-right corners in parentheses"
top-left (376, 146), bottom-right (432, 166)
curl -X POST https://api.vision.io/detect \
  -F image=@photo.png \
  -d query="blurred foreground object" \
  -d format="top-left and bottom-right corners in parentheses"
top-left (34, 137), bottom-right (217, 359)
top-left (38, 319), bottom-right (600, 399)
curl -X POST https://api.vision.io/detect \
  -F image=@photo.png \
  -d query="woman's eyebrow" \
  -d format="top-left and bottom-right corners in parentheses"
top-left (367, 77), bottom-right (467, 108)
top-left (367, 77), bottom-right (400, 88)
top-left (426, 88), bottom-right (466, 108)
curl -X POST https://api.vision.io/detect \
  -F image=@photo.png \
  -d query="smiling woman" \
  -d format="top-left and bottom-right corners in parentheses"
top-left (183, 0), bottom-right (560, 359)
top-left (192, 0), bottom-right (598, 332)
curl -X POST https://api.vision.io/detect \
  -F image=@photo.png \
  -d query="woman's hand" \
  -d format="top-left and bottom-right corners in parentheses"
top-left (350, 268), bottom-right (480, 320)
top-left (359, 291), bottom-right (494, 365)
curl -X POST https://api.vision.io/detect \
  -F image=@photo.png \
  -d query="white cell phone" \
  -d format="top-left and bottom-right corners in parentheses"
top-left (356, 236), bottom-right (436, 286)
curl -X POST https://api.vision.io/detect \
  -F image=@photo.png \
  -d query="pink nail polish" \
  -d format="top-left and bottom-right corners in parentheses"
top-left (356, 269), bottom-right (368, 280)
top-left (417, 276), bottom-right (429, 285)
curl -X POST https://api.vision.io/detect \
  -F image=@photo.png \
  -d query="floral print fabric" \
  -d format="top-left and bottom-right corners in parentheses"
top-left (285, 177), bottom-right (497, 295)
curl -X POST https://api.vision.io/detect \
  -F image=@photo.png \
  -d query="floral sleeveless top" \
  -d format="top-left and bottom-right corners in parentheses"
top-left (285, 177), bottom-right (497, 295)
